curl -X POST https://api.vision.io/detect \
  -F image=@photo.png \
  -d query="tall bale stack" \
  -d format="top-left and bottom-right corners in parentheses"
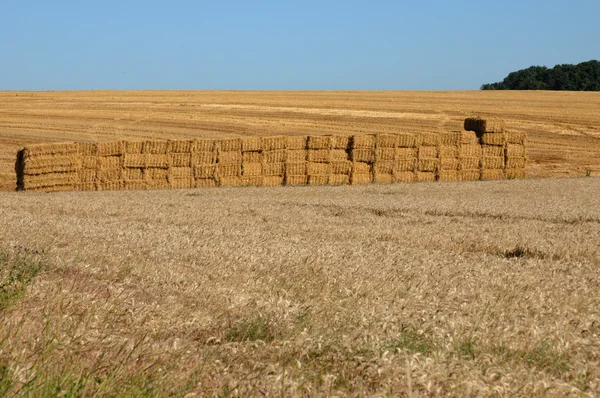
top-left (122, 141), bottom-right (146, 190)
top-left (373, 134), bottom-right (398, 184)
top-left (504, 132), bottom-right (527, 179)
top-left (350, 134), bottom-right (374, 185)
top-left (76, 142), bottom-right (98, 191)
top-left (240, 137), bottom-right (264, 187)
top-left (437, 132), bottom-right (461, 182)
top-left (457, 131), bottom-right (482, 181)
top-left (262, 136), bottom-right (287, 187)
top-left (214, 138), bottom-right (243, 187)
top-left (394, 133), bottom-right (418, 183)
top-left (328, 135), bottom-right (352, 185)
top-left (21, 142), bottom-right (80, 192)
top-left (192, 139), bottom-right (218, 188)
top-left (306, 136), bottom-right (332, 185)
top-left (284, 136), bottom-right (308, 185)
top-left (168, 140), bottom-right (194, 189)
top-left (416, 133), bottom-right (439, 182)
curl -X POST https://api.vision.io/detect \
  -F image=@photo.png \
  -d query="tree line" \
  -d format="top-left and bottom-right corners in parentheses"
top-left (481, 60), bottom-right (600, 91)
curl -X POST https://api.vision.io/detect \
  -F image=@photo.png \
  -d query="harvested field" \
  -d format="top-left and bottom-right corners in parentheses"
top-left (1, 91), bottom-right (600, 189)
top-left (1, 177), bottom-right (600, 396)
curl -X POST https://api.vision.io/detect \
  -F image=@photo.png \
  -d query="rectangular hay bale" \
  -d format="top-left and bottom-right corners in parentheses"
top-left (193, 139), bottom-right (218, 152)
top-left (143, 140), bottom-right (169, 154)
top-left (464, 117), bottom-right (505, 134)
top-left (308, 136), bottom-right (331, 150)
top-left (196, 178), bottom-right (218, 188)
top-left (218, 176), bottom-right (243, 187)
top-left (242, 151), bottom-right (263, 163)
top-left (418, 158), bottom-right (439, 172)
top-left (439, 157), bottom-right (460, 171)
top-left (285, 162), bottom-right (307, 176)
top-left (331, 135), bottom-right (351, 150)
top-left (170, 178), bottom-right (195, 190)
top-left (460, 130), bottom-right (480, 144)
top-left (145, 168), bottom-right (169, 180)
top-left (481, 169), bottom-right (505, 180)
top-left (330, 161), bottom-right (352, 175)
top-left (482, 146), bottom-right (505, 157)
top-left (395, 171), bottom-right (416, 183)
top-left (146, 154), bottom-right (169, 168)
top-left (24, 155), bottom-right (81, 175)
top-left (123, 168), bottom-right (144, 181)
top-left (97, 168), bottom-right (121, 182)
top-left (375, 160), bottom-right (395, 175)
top-left (329, 174), bottom-right (350, 185)
top-left (169, 140), bottom-right (193, 153)
top-left (459, 170), bottom-right (481, 182)
top-left (307, 149), bottom-right (331, 163)
top-left (375, 148), bottom-right (397, 161)
top-left (263, 150), bottom-right (286, 163)
top-left (287, 149), bottom-right (307, 162)
top-left (418, 146), bottom-right (438, 159)
top-left (506, 144), bottom-right (526, 157)
top-left (418, 133), bottom-right (440, 147)
top-left (264, 175), bottom-right (285, 186)
top-left (23, 172), bottom-right (79, 189)
top-left (218, 151), bottom-right (242, 164)
top-left (374, 173), bottom-right (394, 183)
top-left (438, 170), bottom-right (459, 182)
top-left (97, 141), bottom-right (123, 156)
top-left (351, 134), bottom-right (375, 149)
top-left (459, 144), bottom-right (482, 158)
top-left (375, 134), bottom-right (398, 148)
top-left (123, 154), bottom-right (145, 168)
top-left (396, 158), bottom-right (417, 172)
top-left (77, 142), bottom-right (97, 156)
top-left (397, 133), bottom-right (417, 148)
top-left (195, 164), bottom-right (217, 179)
top-left (216, 163), bottom-right (240, 177)
top-left (170, 167), bottom-right (193, 180)
top-left (351, 148), bottom-right (374, 163)
top-left (99, 156), bottom-right (121, 169)
top-left (352, 162), bottom-right (372, 174)
top-left (416, 171), bottom-right (436, 182)
top-left (396, 147), bottom-right (418, 159)
top-left (480, 132), bottom-right (506, 146)
top-left (440, 132), bottom-right (461, 146)
top-left (241, 137), bottom-right (262, 152)
top-left (286, 136), bottom-right (307, 150)
top-left (351, 173), bottom-right (373, 185)
top-left (170, 153), bottom-right (192, 167)
top-left (505, 157), bottom-right (526, 169)
top-left (307, 175), bottom-right (329, 185)
top-left (506, 131), bottom-right (526, 145)
top-left (307, 162), bottom-right (330, 176)
top-left (241, 176), bottom-right (264, 186)
top-left (263, 162), bottom-right (285, 176)
top-left (285, 175), bottom-right (308, 186)
top-left (504, 168), bottom-right (527, 179)
top-left (25, 142), bottom-right (78, 157)
top-left (439, 146), bottom-right (459, 158)
top-left (459, 157), bottom-right (481, 171)
top-left (79, 169), bottom-right (97, 183)
top-left (125, 141), bottom-right (144, 154)
top-left (262, 136), bottom-right (287, 151)
top-left (482, 156), bottom-right (504, 170)
top-left (191, 151), bottom-right (216, 166)
top-left (242, 162), bottom-right (263, 176)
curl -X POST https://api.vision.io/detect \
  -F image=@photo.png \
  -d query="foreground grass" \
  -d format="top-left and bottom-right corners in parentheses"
top-left (1, 178), bottom-right (600, 396)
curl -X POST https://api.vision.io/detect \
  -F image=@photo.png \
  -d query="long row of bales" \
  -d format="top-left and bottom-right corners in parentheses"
top-left (16, 118), bottom-right (526, 192)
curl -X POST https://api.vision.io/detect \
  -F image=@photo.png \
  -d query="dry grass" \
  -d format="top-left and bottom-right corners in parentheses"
top-left (1, 177), bottom-right (600, 396)
top-left (1, 91), bottom-right (600, 190)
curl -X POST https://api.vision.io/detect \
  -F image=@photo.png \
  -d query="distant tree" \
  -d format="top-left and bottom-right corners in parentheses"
top-left (481, 60), bottom-right (600, 91)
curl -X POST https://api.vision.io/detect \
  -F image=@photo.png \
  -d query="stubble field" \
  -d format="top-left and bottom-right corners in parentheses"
top-left (1, 90), bottom-right (600, 189)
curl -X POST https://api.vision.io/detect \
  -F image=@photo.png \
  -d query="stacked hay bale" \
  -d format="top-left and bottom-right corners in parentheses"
top-left (394, 133), bottom-right (418, 183)
top-left (241, 137), bottom-right (264, 187)
top-left (373, 134), bottom-right (398, 183)
top-left (76, 142), bottom-right (98, 191)
top-left (350, 134), bottom-right (375, 185)
top-left (285, 136), bottom-right (308, 185)
top-left (504, 132), bottom-right (527, 179)
top-left (328, 135), bottom-right (352, 185)
top-left (458, 131), bottom-right (482, 181)
top-left (122, 141), bottom-right (144, 190)
top-left (437, 132), bottom-right (461, 182)
top-left (20, 142), bottom-right (80, 192)
top-left (192, 139), bottom-right (218, 188)
top-left (168, 140), bottom-right (194, 189)
top-left (214, 138), bottom-right (242, 187)
top-left (305, 135), bottom-right (350, 186)
top-left (262, 136), bottom-right (287, 186)
top-left (416, 133), bottom-right (439, 182)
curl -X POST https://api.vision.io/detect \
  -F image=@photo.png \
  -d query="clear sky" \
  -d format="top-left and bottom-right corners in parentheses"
top-left (2, 0), bottom-right (599, 91)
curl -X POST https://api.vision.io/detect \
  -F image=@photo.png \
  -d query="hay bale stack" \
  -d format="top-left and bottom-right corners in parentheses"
top-left (239, 137), bottom-right (264, 187)
top-left (19, 142), bottom-right (82, 192)
top-left (350, 134), bottom-right (375, 185)
top-left (437, 132), bottom-right (461, 182)
top-left (417, 134), bottom-right (439, 182)
top-left (457, 130), bottom-right (482, 181)
top-left (464, 117), bottom-right (506, 134)
top-left (504, 132), bottom-right (527, 179)
top-left (306, 136), bottom-right (336, 185)
top-left (284, 136), bottom-right (308, 185)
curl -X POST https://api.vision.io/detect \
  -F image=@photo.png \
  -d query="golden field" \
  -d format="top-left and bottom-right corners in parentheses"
top-left (1, 90), bottom-right (600, 189)
top-left (1, 178), bottom-right (599, 396)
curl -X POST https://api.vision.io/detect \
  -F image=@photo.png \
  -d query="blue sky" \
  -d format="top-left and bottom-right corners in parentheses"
top-left (2, 1), bottom-right (599, 90)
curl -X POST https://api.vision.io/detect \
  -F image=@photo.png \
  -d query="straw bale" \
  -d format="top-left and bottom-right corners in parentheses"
top-left (286, 175), bottom-right (308, 186)
top-left (97, 168), bottom-right (121, 182)
top-left (170, 153), bottom-right (192, 167)
top-left (145, 179), bottom-right (170, 190)
top-left (459, 157), bottom-right (481, 171)
top-left (459, 170), bottom-right (481, 182)
top-left (375, 161), bottom-right (395, 175)
top-left (439, 157), bottom-right (460, 171)
top-left (195, 164), bottom-right (218, 179)
top-left (192, 151), bottom-right (216, 166)
top-left (459, 144), bottom-right (482, 158)
top-left (218, 151), bottom-right (242, 164)
top-left (351, 173), bottom-right (373, 185)
top-left (193, 139), bottom-right (218, 152)
top-left (459, 130), bottom-right (480, 144)
top-left (331, 135), bottom-right (351, 150)
top-left (125, 141), bottom-right (144, 154)
top-left (418, 133), bottom-right (440, 147)
top-left (482, 156), bottom-right (504, 170)
top-left (482, 146), bottom-right (504, 157)
top-left (438, 170), bottom-right (459, 182)
top-left (242, 151), bottom-right (263, 162)
top-left (170, 167), bottom-right (193, 180)
top-left (464, 117), bottom-right (505, 134)
top-left (418, 146), bottom-right (438, 159)
top-left (331, 149), bottom-right (349, 161)
top-left (308, 136), bottom-right (331, 150)
top-left (145, 168), bottom-right (169, 180)
top-left (98, 181), bottom-right (124, 191)
top-left (286, 136), bottom-right (307, 150)
top-left (263, 162), bottom-right (285, 176)
top-left (24, 172), bottom-right (78, 189)
top-left (124, 168), bottom-right (144, 181)
top-left (263, 175), bottom-right (285, 186)
top-left (416, 171), bottom-right (436, 182)
top-left (287, 149), bottom-right (307, 162)
top-left (481, 169), bottom-right (505, 180)
top-left (195, 178), bottom-right (218, 188)
top-left (146, 154), bottom-right (169, 168)
top-left (124, 154), bottom-right (145, 168)
top-left (308, 150), bottom-right (331, 163)
top-left (375, 148), bottom-right (396, 161)
top-left (263, 136), bottom-right (287, 151)
top-left (506, 131), bottom-right (526, 145)
top-left (506, 144), bottom-right (526, 157)
top-left (124, 180), bottom-right (148, 191)
top-left (97, 141), bottom-right (124, 156)
top-left (79, 169), bottom-right (97, 183)
top-left (263, 150), bottom-right (286, 163)
top-left (285, 162), bottom-right (307, 176)
top-left (241, 137), bottom-right (263, 152)
top-left (375, 134), bottom-right (398, 148)
top-left (99, 156), bottom-right (121, 169)
top-left (81, 156), bottom-right (98, 169)
top-left (440, 131), bottom-right (461, 146)
top-left (480, 132), bottom-right (506, 146)
top-left (77, 142), bottom-right (97, 156)
top-left (308, 175), bottom-right (329, 185)
top-left (418, 159), bottom-right (439, 172)
top-left (330, 161), bottom-right (352, 175)
top-left (241, 176), bottom-right (264, 186)
top-left (396, 148), bottom-right (418, 159)
top-left (351, 149), bottom-right (375, 163)
top-left (75, 182), bottom-right (97, 191)
top-left (307, 162), bottom-right (330, 176)
top-left (351, 134), bottom-right (375, 149)
top-left (504, 169), bottom-right (527, 179)
top-left (170, 178), bottom-right (194, 190)
top-left (352, 162), bottom-right (372, 174)
top-left (374, 173), bottom-right (394, 184)
top-left (395, 171), bottom-right (416, 183)
top-left (25, 142), bottom-right (78, 157)
top-left (216, 163), bottom-right (240, 177)
top-left (24, 155), bottom-right (81, 175)
top-left (143, 140), bottom-right (169, 154)
top-left (329, 174), bottom-right (350, 185)
top-left (439, 146), bottom-right (459, 158)
top-left (505, 156), bottom-right (526, 169)
top-left (397, 158), bottom-right (417, 172)
top-left (397, 133), bottom-right (417, 148)
top-left (168, 140), bottom-right (191, 153)
top-left (218, 176), bottom-right (243, 187)
top-left (242, 162), bottom-right (263, 176)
